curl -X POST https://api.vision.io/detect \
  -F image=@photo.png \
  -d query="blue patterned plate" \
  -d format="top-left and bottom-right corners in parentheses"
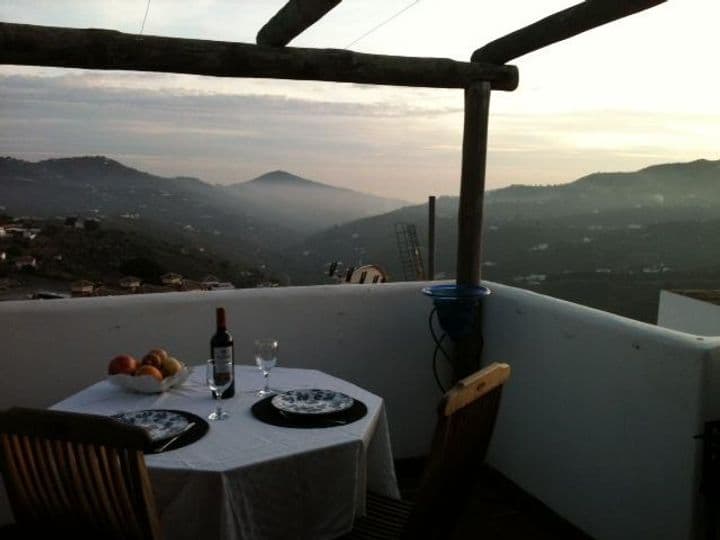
top-left (111, 409), bottom-right (191, 441)
top-left (271, 389), bottom-right (354, 415)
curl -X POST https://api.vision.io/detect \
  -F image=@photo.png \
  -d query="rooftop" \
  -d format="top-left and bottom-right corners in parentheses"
top-left (0, 281), bottom-right (714, 539)
top-left (668, 289), bottom-right (720, 306)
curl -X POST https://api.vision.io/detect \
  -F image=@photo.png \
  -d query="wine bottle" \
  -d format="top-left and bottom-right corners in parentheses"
top-left (210, 307), bottom-right (235, 398)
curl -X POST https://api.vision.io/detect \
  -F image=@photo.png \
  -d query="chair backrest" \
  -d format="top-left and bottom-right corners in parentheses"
top-left (402, 362), bottom-right (511, 539)
top-left (0, 407), bottom-right (162, 540)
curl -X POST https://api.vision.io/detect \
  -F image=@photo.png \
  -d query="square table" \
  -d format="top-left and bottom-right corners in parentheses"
top-left (51, 365), bottom-right (400, 540)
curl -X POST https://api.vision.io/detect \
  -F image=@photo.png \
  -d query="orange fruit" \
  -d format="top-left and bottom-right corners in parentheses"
top-left (134, 365), bottom-right (163, 381)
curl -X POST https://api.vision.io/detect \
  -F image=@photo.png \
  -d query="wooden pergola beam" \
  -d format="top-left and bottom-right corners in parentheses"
top-left (257, 0), bottom-right (341, 47)
top-left (472, 0), bottom-right (666, 64)
top-left (0, 23), bottom-right (518, 91)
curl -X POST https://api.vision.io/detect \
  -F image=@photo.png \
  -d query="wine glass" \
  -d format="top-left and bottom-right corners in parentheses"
top-left (206, 358), bottom-right (233, 420)
top-left (254, 338), bottom-right (278, 397)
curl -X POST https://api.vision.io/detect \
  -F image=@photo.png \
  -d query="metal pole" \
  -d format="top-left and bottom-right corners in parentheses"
top-left (427, 195), bottom-right (436, 280)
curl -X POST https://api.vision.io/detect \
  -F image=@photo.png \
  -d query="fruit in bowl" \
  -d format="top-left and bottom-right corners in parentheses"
top-left (141, 351), bottom-right (163, 370)
top-left (161, 356), bottom-right (183, 378)
top-left (108, 354), bottom-right (139, 375)
top-left (107, 348), bottom-right (191, 393)
top-left (135, 364), bottom-right (163, 381)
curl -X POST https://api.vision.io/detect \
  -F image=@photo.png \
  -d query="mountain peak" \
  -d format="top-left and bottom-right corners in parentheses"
top-left (247, 170), bottom-right (324, 187)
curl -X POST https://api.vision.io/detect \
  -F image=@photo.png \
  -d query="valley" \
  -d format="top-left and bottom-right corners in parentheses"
top-left (2, 155), bottom-right (719, 323)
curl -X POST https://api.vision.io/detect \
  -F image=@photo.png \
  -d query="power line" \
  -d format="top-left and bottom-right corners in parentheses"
top-left (344, 1), bottom-right (421, 49)
top-left (139, 0), bottom-right (152, 35)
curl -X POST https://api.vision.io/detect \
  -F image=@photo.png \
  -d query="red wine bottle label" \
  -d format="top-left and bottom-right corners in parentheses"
top-left (213, 347), bottom-right (233, 373)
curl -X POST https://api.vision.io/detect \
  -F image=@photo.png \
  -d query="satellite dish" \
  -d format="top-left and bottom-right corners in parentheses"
top-left (342, 264), bottom-right (388, 284)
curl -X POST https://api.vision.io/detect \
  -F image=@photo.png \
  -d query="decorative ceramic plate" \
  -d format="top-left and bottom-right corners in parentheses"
top-left (108, 363), bottom-right (192, 394)
top-left (111, 409), bottom-right (192, 442)
top-left (271, 389), bottom-right (354, 415)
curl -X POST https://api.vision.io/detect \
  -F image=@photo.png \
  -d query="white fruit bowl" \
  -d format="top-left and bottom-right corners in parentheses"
top-left (108, 363), bottom-right (192, 394)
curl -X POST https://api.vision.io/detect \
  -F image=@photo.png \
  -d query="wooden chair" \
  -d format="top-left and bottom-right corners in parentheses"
top-left (0, 407), bottom-right (162, 540)
top-left (344, 362), bottom-right (511, 540)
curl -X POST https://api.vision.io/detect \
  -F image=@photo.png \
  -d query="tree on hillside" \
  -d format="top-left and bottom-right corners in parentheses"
top-left (118, 257), bottom-right (166, 283)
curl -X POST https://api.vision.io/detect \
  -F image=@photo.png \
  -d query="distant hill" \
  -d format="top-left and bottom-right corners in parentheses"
top-left (0, 156), bottom-right (405, 236)
top-left (245, 170), bottom-right (335, 188)
top-left (280, 159), bottom-right (720, 322)
top-left (227, 170), bottom-right (408, 232)
top-left (285, 158), bottom-right (720, 282)
top-left (0, 156), bottom-right (292, 260)
top-left (0, 157), bottom-right (408, 278)
top-left (485, 158), bottom-right (720, 220)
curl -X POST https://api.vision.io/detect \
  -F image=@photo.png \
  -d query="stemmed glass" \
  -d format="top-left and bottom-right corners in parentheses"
top-left (206, 358), bottom-right (233, 420)
top-left (254, 338), bottom-right (278, 397)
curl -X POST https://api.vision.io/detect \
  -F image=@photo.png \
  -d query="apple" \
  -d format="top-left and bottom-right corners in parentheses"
top-left (148, 348), bottom-right (169, 362)
top-left (161, 356), bottom-right (183, 378)
top-left (141, 352), bottom-right (163, 370)
top-left (134, 364), bottom-right (163, 381)
top-left (108, 354), bottom-right (138, 376)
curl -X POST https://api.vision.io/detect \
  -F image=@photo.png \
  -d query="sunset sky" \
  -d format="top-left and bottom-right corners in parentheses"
top-left (1, 0), bottom-right (718, 202)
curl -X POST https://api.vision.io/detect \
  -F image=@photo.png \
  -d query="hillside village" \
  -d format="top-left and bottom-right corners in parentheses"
top-left (0, 214), bottom-right (277, 300)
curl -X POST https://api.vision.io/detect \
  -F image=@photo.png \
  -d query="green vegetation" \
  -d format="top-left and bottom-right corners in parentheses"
top-left (0, 217), bottom-right (265, 289)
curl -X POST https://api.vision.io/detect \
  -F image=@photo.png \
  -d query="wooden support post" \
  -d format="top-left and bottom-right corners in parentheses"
top-left (257, 0), bottom-right (342, 47)
top-left (427, 195), bottom-right (436, 280)
top-left (0, 23), bottom-right (519, 91)
top-left (456, 82), bottom-right (491, 287)
top-left (452, 81), bottom-right (491, 380)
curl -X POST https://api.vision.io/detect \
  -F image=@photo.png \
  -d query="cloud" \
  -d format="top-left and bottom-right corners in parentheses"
top-left (0, 72), bottom-right (466, 200)
top-left (1, 72), bottom-right (718, 201)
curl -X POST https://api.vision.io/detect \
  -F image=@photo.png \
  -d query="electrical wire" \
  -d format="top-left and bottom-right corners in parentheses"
top-left (139, 0), bottom-right (152, 36)
top-left (344, 1), bottom-right (421, 49)
top-left (428, 306), bottom-right (487, 394)
top-left (428, 307), bottom-right (451, 393)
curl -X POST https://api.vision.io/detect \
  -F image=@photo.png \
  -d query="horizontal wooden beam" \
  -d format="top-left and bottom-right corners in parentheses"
top-left (0, 23), bottom-right (518, 91)
top-left (257, 0), bottom-right (341, 47)
top-left (472, 0), bottom-right (666, 64)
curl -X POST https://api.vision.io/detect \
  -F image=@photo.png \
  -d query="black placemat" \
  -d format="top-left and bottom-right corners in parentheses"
top-left (113, 409), bottom-right (209, 454)
top-left (149, 410), bottom-right (209, 454)
top-left (251, 395), bottom-right (367, 428)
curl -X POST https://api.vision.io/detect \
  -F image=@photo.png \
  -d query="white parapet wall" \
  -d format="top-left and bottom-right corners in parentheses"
top-left (482, 282), bottom-right (720, 540)
top-left (0, 281), bottom-right (718, 539)
top-left (0, 283), bottom-right (441, 456)
top-left (658, 290), bottom-right (720, 336)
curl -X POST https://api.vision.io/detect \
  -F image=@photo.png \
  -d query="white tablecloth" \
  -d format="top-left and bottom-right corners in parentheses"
top-left (51, 366), bottom-right (400, 540)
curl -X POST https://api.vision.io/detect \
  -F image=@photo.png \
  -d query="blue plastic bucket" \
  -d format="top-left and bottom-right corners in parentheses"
top-left (421, 284), bottom-right (491, 341)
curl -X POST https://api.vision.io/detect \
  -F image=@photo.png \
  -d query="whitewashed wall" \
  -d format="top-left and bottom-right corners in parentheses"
top-left (0, 281), bottom-right (717, 539)
top-left (482, 283), bottom-right (720, 540)
top-left (0, 283), bottom-right (441, 456)
top-left (658, 290), bottom-right (720, 336)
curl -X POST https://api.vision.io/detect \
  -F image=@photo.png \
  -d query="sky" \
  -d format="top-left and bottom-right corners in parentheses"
top-left (1, 0), bottom-right (719, 202)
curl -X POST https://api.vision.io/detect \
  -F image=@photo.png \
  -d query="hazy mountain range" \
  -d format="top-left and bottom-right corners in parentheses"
top-left (284, 159), bottom-right (720, 322)
top-left (2, 155), bottom-right (720, 321)
top-left (0, 156), bottom-right (408, 270)
top-left (287, 158), bottom-right (720, 278)
top-left (0, 156), bottom-right (407, 232)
